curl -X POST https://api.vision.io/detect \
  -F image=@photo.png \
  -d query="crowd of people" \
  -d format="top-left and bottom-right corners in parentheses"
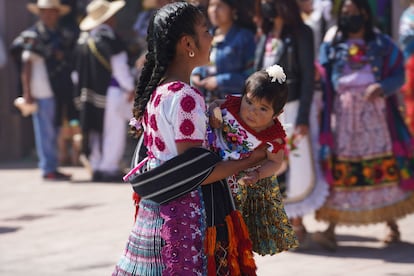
top-left (5, 0), bottom-right (414, 275)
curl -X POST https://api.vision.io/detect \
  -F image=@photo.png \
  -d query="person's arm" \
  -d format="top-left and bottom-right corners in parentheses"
top-left (295, 25), bottom-right (315, 132)
top-left (111, 51), bottom-right (135, 98)
top-left (377, 35), bottom-right (405, 97)
top-left (0, 36), bottom-right (6, 68)
top-left (21, 51), bottom-right (33, 103)
top-left (176, 141), bottom-right (267, 185)
top-left (213, 30), bottom-right (256, 92)
top-left (238, 144), bottom-right (284, 186)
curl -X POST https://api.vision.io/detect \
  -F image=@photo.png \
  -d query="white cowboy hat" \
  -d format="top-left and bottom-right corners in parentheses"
top-left (27, 0), bottom-right (71, 16)
top-left (79, 0), bottom-right (125, 31)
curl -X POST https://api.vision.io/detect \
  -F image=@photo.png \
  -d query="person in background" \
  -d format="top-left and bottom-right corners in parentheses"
top-left (74, 0), bottom-right (135, 182)
top-left (132, 0), bottom-right (176, 81)
top-left (297, 0), bottom-right (334, 59)
top-left (191, 0), bottom-right (256, 103)
top-left (254, 0), bottom-right (316, 248)
top-left (290, 0), bottom-right (332, 250)
top-left (314, 0), bottom-right (414, 251)
top-left (19, 0), bottom-right (77, 181)
top-left (113, 3), bottom-right (265, 275)
top-left (399, 0), bottom-right (414, 135)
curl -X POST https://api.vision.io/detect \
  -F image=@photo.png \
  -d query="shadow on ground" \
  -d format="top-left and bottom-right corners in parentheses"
top-left (291, 233), bottom-right (414, 264)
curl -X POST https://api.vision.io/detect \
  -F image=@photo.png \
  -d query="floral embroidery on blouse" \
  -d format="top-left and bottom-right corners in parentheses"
top-left (219, 112), bottom-right (253, 159)
top-left (348, 41), bottom-right (368, 70)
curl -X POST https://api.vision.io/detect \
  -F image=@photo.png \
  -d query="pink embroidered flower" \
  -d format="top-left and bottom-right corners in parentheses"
top-left (147, 133), bottom-right (153, 147)
top-left (143, 133), bottom-right (148, 145)
top-left (180, 95), bottom-right (196, 113)
top-left (150, 90), bottom-right (157, 102)
top-left (192, 87), bottom-right (203, 97)
top-left (155, 136), bottom-right (165, 151)
top-left (161, 204), bottom-right (180, 219)
top-left (149, 114), bottom-right (158, 131)
top-left (227, 132), bottom-right (243, 144)
top-left (161, 242), bottom-right (196, 268)
top-left (168, 82), bottom-right (184, 92)
top-left (179, 119), bottom-right (195, 136)
top-left (161, 220), bottom-right (194, 240)
top-left (154, 94), bottom-right (162, 107)
top-left (143, 111), bottom-right (148, 125)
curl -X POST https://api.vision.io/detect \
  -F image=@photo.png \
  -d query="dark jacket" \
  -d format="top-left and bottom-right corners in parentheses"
top-left (254, 23), bottom-right (314, 126)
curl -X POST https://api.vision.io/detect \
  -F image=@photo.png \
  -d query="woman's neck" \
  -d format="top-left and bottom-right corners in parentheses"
top-left (216, 22), bottom-right (233, 36)
top-left (270, 18), bottom-right (283, 37)
top-left (164, 65), bottom-right (192, 84)
top-left (348, 29), bottom-right (365, 40)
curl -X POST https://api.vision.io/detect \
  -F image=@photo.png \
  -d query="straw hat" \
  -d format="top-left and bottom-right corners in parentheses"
top-left (27, 0), bottom-right (71, 16)
top-left (79, 0), bottom-right (126, 31)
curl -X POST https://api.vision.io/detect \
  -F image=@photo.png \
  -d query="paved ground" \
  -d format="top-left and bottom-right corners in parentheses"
top-left (1, 161), bottom-right (414, 276)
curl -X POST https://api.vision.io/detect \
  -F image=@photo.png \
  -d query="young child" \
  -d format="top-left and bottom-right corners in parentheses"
top-left (208, 64), bottom-right (299, 255)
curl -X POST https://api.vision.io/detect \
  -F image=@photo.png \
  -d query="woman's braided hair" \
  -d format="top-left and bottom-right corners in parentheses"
top-left (132, 2), bottom-right (203, 131)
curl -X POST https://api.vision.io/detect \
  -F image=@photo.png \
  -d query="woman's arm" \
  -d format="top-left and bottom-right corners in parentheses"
top-left (176, 141), bottom-right (267, 185)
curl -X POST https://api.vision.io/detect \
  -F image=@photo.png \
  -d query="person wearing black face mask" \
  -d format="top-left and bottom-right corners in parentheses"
top-left (314, 0), bottom-right (414, 252)
top-left (339, 14), bottom-right (365, 34)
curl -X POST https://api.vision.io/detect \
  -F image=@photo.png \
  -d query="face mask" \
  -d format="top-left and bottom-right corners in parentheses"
top-left (339, 15), bottom-right (365, 34)
top-left (261, 2), bottom-right (278, 20)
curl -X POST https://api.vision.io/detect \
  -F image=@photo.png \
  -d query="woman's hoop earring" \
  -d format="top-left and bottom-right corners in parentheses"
top-left (189, 51), bottom-right (195, 58)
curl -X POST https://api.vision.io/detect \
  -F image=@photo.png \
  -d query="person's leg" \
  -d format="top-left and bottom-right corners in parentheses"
top-left (88, 131), bottom-right (103, 181)
top-left (384, 220), bottom-right (400, 243)
top-left (99, 88), bottom-right (129, 180)
top-left (313, 223), bottom-right (337, 251)
top-left (32, 98), bottom-right (58, 175)
top-left (57, 120), bottom-right (70, 165)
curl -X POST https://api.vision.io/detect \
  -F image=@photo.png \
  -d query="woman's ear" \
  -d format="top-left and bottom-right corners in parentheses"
top-left (180, 35), bottom-right (196, 56)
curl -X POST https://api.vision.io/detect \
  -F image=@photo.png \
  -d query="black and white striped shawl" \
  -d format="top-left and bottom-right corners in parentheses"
top-left (128, 147), bottom-right (221, 204)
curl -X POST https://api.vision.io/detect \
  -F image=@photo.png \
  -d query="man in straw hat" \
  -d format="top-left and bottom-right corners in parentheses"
top-left (15, 0), bottom-right (78, 181)
top-left (73, 0), bottom-right (135, 182)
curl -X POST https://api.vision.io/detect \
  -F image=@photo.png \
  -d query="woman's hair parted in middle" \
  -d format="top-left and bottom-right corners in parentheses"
top-left (133, 2), bottom-right (205, 120)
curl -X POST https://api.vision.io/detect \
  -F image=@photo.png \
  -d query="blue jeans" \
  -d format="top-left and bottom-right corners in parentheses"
top-left (32, 97), bottom-right (58, 175)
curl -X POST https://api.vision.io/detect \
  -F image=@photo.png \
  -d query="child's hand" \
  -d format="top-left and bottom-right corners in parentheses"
top-left (209, 107), bottom-right (223, 129)
top-left (238, 170), bottom-right (260, 186)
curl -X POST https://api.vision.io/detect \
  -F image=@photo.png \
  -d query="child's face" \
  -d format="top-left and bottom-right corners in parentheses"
top-left (239, 92), bottom-right (275, 132)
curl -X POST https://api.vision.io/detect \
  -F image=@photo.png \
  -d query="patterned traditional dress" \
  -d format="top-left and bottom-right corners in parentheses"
top-left (209, 95), bottom-right (298, 255)
top-left (317, 38), bottom-right (414, 225)
top-left (113, 82), bottom-right (256, 276)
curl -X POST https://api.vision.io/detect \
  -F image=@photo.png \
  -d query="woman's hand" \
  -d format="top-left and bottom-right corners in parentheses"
top-left (365, 83), bottom-right (384, 101)
top-left (200, 76), bottom-right (218, 91)
top-left (294, 124), bottom-right (309, 139)
top-left (191, 75), bottom-right (203, 89)
top-left (209, 107), bottom-right (223, 129)
top-left (238, 170), bottom-right (260, 186)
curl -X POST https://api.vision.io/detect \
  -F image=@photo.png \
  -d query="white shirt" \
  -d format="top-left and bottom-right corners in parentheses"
top-left (90, 24), bottom-right (135, 92)
top-left (22, 50), bottom-right (54, 99)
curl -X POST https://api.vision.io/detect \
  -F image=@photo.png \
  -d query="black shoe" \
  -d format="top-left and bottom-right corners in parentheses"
top-left (100, 171), bottom-right (125, 183)
top-left (43, 171), bottom-right (72, 181)
top-left (92, 170), bottom-right (103, 182)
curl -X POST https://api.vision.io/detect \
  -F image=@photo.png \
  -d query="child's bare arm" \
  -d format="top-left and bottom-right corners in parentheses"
top-left (238, 141), bottom-right (284, 186)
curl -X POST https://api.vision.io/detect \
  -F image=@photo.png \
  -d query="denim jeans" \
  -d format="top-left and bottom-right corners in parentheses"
top-left (32, 97), bottom-right (58, 175)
